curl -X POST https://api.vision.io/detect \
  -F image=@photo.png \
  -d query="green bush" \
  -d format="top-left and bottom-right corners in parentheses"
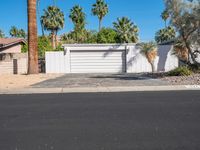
top-left (97, 28), bottom-right (118, 43)
top-left (38, 36), bottom-right (52, 58)
top-left (168, 66), bottom-right (193, 76)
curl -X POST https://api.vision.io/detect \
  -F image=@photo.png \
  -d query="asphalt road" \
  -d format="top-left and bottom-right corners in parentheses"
top-left (0, 91), bottom-right (200, 150)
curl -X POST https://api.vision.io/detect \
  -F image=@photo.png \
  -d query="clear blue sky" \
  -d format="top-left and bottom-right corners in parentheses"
top-left (0, 0), bottom-right (166, 41)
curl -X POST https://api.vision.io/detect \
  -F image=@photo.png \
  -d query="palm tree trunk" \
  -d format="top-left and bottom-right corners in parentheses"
top-left (99, 19), bottom-right (102, 32)
top-left (150, 63), bottom-right (155, 73)
top-left (55, 30), bottom-right (58, 48)
top-left (52, 31), bottom-right (56, 49)
top-left (40, 21), bottom-right (45, 36)
top-left (28, 0), bottom-right (39, 74)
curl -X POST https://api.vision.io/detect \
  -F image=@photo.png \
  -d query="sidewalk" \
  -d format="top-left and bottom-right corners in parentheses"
top-left (1, 85), bottom-right (200, 95)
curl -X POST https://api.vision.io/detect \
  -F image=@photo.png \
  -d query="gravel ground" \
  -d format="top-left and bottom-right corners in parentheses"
top-left (161, 73), bottom-right (200, 85)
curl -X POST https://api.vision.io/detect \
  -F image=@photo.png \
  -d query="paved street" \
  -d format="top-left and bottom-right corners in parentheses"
top-left (0, 91), bottom-right (200, 150)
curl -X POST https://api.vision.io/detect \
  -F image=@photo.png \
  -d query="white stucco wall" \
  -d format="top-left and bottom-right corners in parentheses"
top-left (45, 44), bottom-right (179, 74)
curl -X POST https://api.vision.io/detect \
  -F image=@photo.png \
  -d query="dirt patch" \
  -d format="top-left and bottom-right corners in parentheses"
top-left (0, 74), bottom-right (63, 90)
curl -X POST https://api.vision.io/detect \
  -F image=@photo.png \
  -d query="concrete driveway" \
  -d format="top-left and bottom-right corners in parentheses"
top-left (32, 73), bottom-right (169, 88)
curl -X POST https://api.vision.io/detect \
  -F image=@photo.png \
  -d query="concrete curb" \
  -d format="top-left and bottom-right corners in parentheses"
top-left (0, 85), bottom-right (200, 95)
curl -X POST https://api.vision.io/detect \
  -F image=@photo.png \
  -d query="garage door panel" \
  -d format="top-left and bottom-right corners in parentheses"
top-left (71, 69), bottom-right (123, 73)
top-left (71, 51), bottom-right (123, 57)
top-left (70, 50), bottom-right (125, 73)
top-left (71, 62), bottom-right (123, 66)
top-left (71, 66), bottom-right (123, 69)
top-left (71, 56), bottom-right (123, 60)
top-left (71, 58), bottom-right (122, 62)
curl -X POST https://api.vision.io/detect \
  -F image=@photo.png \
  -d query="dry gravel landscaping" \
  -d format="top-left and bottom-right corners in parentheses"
top-left (162, 73), bottom-right (200, 85)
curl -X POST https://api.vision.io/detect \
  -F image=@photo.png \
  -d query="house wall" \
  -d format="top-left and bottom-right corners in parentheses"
top-left (45, 44), bottom-right (179, 74)
top-left (0, 44), bottom-right (21, 54)
top-left (0, 53), bottom-right (28, 74)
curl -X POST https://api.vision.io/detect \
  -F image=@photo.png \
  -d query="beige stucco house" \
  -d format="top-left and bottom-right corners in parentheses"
top-left (0, 38), bottom-right (28, 74)
top-left (0, 38), bottom-right (26, 54)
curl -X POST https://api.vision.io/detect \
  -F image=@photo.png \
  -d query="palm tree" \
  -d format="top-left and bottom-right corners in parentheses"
top-left (9, 26), bottom-right (26, 38)
top-left (19, 29), bottom-right (27, 38)
top-left (41, 6), bottom-right (64, 49)
top-left (92, 0), bottom-right (108, 31)
top-left (161, 10), bottom-right (170, 28)
top-left (10, 26), bottom-right (19, 37)
top-left (28, 0), bottom-right (39, 74)
top-left (139, 42), bottom-right (157, 73)
top-left (113, 17), bottom-right (139, 43)
top-left (69, 5), bottom-right (86, 43)
top-left (0, 29), bottom-right (5, 38)
top-left (155, 26), bottom-right (176, 44)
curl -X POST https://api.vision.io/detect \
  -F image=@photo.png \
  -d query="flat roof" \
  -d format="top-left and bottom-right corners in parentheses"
top-left (62, 43), bottom-right (136, 47)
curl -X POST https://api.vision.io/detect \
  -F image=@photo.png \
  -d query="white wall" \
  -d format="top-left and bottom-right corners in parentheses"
top-left (126, 45), bottom-right (178, 73)
top-left (45, 44), bottom-right (178, 74)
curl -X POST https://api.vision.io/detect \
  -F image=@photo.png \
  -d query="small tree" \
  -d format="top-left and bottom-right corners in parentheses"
top-left (139, 42), bottom-right (158, 73)
top-left (165, 0), bottom-right (200, 66)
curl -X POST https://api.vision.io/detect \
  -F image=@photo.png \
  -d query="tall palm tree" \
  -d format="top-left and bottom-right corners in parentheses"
top-left (92, 0), bottom-right (108, 31)
top-left (113, 17), bottom-right (139, 43)
top-left (28, 0), bottom-right (39, 74)
top-left (161, 10), bottom-right (170, 28)
top-left (69, 5), bottom-right (86, 43)
top-left (0, 29), bottom-right (5, 38)
top-left (41, 6), bottom-right (64, 49)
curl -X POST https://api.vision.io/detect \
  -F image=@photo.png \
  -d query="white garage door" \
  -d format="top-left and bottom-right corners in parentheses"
top-left (70, 50), bottom-right (126, 73)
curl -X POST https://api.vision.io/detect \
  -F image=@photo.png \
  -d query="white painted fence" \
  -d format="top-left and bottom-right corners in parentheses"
top-left (45, 44), bottom-right (178, 74)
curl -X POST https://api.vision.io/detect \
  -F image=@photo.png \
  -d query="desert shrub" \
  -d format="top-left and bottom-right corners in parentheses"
top-left (168, 66), bottom-right (193, 76)
top-left (188, 64), bottom-right (200, 73)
